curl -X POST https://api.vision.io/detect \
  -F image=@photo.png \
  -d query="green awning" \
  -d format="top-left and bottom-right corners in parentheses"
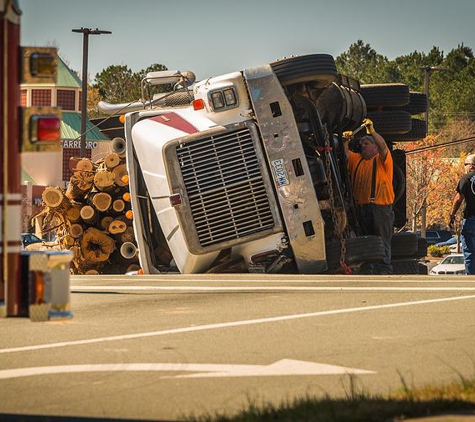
top-left (61, 112), bottom-right (109, 141)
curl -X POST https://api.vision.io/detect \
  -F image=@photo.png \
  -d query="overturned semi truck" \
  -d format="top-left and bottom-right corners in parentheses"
top-left (98, 54), bottom-right (428, 275)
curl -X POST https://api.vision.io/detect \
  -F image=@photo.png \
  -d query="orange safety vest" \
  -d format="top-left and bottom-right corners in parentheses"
top-left (348, 150), bottom-right (395, 206)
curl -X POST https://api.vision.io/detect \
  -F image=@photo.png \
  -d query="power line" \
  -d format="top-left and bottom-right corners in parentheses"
top-left (405, 135), bottom-right (475, 155)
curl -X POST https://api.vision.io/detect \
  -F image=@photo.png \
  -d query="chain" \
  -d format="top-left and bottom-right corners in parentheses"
top-left (320, 125), bottom-right (350, 274)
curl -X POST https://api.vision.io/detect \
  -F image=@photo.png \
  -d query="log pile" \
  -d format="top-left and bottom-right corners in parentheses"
top-left (37, 154), bottom-right (140, 275)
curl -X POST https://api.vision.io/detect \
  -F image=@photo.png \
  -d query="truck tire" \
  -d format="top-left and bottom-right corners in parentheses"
top-left (384, 118), bottom-right (427, 142)
top-left (391, 258), bottom-right (419, 274)
top-left (387, 92), bottom-right (427, 115)
top-left (418, 262), bottom-right (428, 275)
top-left (270, 54), bottom-right (338, 88)
top-left (416, 237), bottom-right (428, 259)
top-left (326, 235), bottom-right (385, 270)
top-left (367, 110), bottom-right (412, 135)
top-left (361, 83), bottom-right (410, 108)
top-left (391, 232), bottom-right (418, 258)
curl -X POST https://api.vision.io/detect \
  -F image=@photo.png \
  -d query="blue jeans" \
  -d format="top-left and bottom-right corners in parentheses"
top-left (461, 216), bottom-right (475, 275)
top-left (357, 204), bottom-right (394, 274)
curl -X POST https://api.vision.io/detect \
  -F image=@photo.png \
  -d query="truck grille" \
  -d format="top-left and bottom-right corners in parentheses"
top-left (177, 127), bottom-right (275, 247)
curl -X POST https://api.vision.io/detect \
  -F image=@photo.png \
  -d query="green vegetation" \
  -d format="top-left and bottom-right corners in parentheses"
top-left (188, 374), bottom-right (475, 421)
top-left (428, 245), bottom-right (451, 257)
top-left (336, 40), bottom-right (475, 133)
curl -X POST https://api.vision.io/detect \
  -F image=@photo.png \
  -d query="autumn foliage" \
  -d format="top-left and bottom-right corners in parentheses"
top-left (398, 136), bottom-right (465, 231)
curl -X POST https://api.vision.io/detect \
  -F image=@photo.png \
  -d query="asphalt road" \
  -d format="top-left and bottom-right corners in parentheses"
top-left (1, 274), bottom-right (475, 421)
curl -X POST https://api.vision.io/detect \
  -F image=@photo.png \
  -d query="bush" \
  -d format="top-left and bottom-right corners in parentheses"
top-left (428, 245), bottom-right (450, 257)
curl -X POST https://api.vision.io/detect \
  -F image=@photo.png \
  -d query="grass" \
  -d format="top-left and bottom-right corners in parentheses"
top-left (186, 374), bottom-right (475, 422)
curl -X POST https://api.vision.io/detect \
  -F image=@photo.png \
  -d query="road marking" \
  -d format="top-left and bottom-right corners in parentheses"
top-left (0, 359), bottom-right (374, 380)
top-left (71, 285), bottom-right (475, 292)
top-left (1, 294), bottom-right (475, 355)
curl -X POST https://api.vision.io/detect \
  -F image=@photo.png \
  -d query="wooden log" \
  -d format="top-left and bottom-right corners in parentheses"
top-left (108, 219), bottom-right (128, 234)
top-left (112, 199), bottom-right (125, 213)
top-left (122, 192), bottom-right (131, 202)
top-left (70, 223), bottom-right (84, 239)
top-left (42, 187), bottom-right (65, 208)
top-left (66, 206), bottom-right (81, 223)
top-left (104, 152), bottom-right (120, 169)
top-left (80, 228), bottom-right (115, 263)
top-left (94, 170), bottom-right (115, 191)
top-left (75, 158), bottom-right (94, 172)
top-left (80, 205), bottom-right (97, 225)
top-left (63, 235), bottom-right (75, 248)
top-left (85, 269), bottom-right (100, 275)
top-left (91, 192), bottom-right (112, 212)
top-left (120, 226), bottom-right (135, 244)
top-left (100, 216), bottom-right (114, 231)
top-left (113, 164), bottom-right (128, 187)
top-left (65, 171), bottom-right (94, 200)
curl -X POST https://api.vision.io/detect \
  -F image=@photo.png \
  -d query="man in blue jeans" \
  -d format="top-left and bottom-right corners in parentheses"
top-left (449, 153), bottom-right (475, 275)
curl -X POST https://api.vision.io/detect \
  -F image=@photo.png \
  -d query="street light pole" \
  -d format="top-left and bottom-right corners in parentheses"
top-left (419, 65), bottom-right (445, 238)
top-left (72, 28), bottom-right (111, 158)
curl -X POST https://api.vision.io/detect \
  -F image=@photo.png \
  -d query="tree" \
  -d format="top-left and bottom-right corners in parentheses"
top-left (336, 40), bottom-right (391, 83)
top-left (92, 63), bottom-right (169, 105)
top-left (398, 136), bottom-right (457, 230)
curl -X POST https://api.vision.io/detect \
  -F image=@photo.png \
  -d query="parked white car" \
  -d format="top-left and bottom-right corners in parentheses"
top-left (429, 254), bottom-right (465, 275)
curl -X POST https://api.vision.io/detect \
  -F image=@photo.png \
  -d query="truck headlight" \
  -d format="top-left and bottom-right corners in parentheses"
top-left (211, 91), bottom-right (225, 109)
top-left (209, 87), bottom-right (238, 111)
top-left (223, 88), bottom-right (237, 106)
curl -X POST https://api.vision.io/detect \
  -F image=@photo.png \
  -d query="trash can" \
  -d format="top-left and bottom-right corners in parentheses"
top-left (24, 251), bottom-right (74, 322)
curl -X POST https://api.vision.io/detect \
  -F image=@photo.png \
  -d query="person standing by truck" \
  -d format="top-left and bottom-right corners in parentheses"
top-left (449, 153), bottom-right (475, 275)
top-left (344, 119), bottom-right (395, 274)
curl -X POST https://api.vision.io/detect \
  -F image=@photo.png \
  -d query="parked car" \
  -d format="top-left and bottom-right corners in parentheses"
top-left (449, 242), bottom-right (462, 253)
top-left (21, 233), bottom-right (44, 249)
top-left (435, 236), bottom-right (457, 247)
top-left (413, 230), bottom-right (452, 246)
top-left (429, 254), bottom-right (465, 275)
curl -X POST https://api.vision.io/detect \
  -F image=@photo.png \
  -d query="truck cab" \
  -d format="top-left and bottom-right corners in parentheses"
top-left (100, 54), bottom-right (386, 274)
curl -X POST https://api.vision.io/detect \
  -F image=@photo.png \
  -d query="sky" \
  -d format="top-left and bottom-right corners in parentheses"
top-left (20, 0), bottom-right (475, 83)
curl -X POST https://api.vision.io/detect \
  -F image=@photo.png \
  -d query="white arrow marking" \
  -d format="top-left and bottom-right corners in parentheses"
top-left (0, 359), bottom-right (374, 381)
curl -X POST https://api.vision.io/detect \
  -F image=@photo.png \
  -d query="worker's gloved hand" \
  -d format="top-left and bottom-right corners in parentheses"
top-left (343, 131), bottom-right (354, 141)
top-left (363, 118), bottom-right (375, 134)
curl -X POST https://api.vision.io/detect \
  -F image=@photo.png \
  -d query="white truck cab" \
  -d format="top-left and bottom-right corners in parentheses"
top-left (99, 55), bottom-right (385, 274)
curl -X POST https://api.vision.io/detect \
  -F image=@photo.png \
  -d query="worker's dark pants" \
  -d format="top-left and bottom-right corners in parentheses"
top-left (357, 203), bottom-right (394, 274)
top-left (461, 216), bottom-right (475, 275)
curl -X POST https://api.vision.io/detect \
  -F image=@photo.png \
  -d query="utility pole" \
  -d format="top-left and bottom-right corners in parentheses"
top-left (72, 28), bottom-right (111, 158)
top-left (419, 65), bottom-right (445, 239)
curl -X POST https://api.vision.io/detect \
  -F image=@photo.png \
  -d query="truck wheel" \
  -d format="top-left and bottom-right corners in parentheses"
top-left (391, 258), bottom-right (419, 274)
top-left (386, 92), bottom-right (427, 115)
top-left (367, 110), bottom-right (412, 135)
top-left (418, 262), bottom-right (428, 275)
top-left (270, 54), bottom-right (338, 88)
top-left (326, 235), bottom-right (385, 270)
top-left (384, 119), bottom-right (427, 142)
top-left (391, 232), bottom-right (418, 258)
top-left (416, 237), bottom-right (428, 259)
top-left (361, 83), bottom-right (410, 108)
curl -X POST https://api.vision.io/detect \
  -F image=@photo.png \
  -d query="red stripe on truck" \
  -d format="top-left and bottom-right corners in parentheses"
top-left (149, 113), bottom-right (198, 134)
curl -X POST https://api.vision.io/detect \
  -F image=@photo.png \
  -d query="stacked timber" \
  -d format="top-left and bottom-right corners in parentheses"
top-left (37, 153), bottom-right (140, 275)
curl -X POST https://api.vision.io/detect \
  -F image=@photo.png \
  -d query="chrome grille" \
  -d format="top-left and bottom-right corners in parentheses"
top-left (177, 127), bottom-right (275, 247)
